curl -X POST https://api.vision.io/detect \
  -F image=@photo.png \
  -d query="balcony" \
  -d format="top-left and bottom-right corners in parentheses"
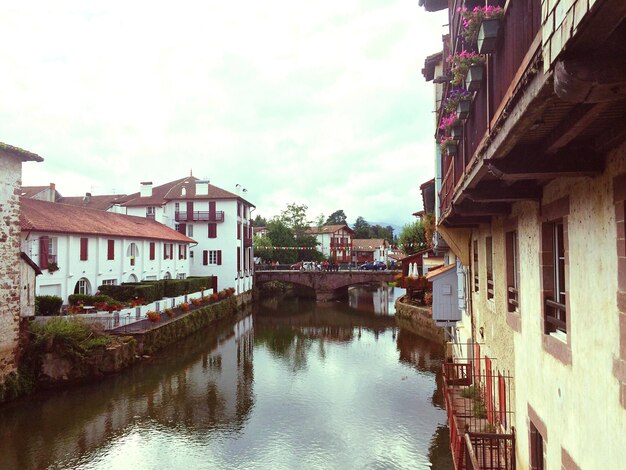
top-left (442, 359), bottom-right (515, 469)
top-left (175, 211), bottom-right (224, 223)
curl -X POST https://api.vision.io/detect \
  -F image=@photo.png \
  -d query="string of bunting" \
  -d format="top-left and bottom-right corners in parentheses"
top-left (255, 243), bottom-right (427, 251)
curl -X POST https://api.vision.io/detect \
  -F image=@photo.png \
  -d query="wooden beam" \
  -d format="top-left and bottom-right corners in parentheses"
top-left (453, 202), bottom-right (510, 216)
top-left (465, 183), bottom-right (542, 202)
top-left (595, 117), bottom-right (626, 154)
top-left (545, 102), bottom-right (612, 153)
top-left (554, 57), bottom-right (626, 104)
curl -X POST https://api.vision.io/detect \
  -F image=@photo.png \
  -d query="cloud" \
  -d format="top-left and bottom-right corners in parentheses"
top-left (2, 1), bottom-right (448, 226)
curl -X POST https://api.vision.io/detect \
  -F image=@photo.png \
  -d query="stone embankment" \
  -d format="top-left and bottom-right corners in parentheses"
top-left (395, 296), bottom-right (445, 344)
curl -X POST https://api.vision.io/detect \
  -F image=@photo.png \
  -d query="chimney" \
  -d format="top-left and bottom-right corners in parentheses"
top-left (83, 192), bottom-right (92, 204)
top-left (49, 183), bottom-right (56, 202)
top-left (140, 181), bottom-right (153, 198)
top-left (195, 179), bottom-right (209, 196)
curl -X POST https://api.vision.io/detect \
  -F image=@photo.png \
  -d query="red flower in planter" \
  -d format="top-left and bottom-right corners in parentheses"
top-left (146, 311), bottom-right (160, 322)
top-left (179, 302), bottom-right (190, 312)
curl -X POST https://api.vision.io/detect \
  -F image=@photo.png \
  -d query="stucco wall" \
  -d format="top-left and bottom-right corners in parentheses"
top-left (0, 156), bottom-right (22, 380)
top-left (511, 143), bottom-right (626, 469)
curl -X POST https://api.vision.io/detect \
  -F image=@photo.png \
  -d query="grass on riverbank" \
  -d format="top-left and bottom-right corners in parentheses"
top-left (30, 317), bottom-right (115, 357)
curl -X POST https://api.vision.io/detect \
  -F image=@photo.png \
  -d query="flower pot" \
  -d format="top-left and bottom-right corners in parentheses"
top-left (465, 64), bottom-right (484, 92)
top-left (451, 124), bottom-right (463, 140)
top-left (477, 18), bottom-right (501, 54)
top-left (446, 142), bottom-right (458, 156)
top-left (457, 100), bottom-right (471, 120)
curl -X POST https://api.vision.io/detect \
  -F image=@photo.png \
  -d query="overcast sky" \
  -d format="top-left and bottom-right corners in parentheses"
top-left (2, 1), bottom-right (447, 228)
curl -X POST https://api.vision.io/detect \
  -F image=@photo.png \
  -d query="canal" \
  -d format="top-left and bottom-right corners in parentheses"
top-left (0, 285), bottom-right (453, 469)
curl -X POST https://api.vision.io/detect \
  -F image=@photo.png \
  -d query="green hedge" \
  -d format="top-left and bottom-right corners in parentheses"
top-left (163, 279), bottom-right (188, 297)
top-left (68, 294), bottom-right (116, 306)
top-left (98, 277), bottom-right (212, 304)
top-left (35, 295), bottom-right (63, 316)
top-left (97, 284), bottom-right (137, 302)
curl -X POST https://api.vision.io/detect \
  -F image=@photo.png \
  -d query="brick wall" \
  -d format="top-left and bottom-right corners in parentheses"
top-left (0, 155), bottom-right (22, 380)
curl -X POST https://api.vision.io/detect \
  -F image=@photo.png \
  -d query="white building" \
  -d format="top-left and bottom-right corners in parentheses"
top-left (120, 177), bottom-right (254, 294)
top-left (307, 224), bottom-right (354, 263)
top-left (21, 198), bottom-right (194, 303)
top-left (352, 238), bottom-right (389, 264)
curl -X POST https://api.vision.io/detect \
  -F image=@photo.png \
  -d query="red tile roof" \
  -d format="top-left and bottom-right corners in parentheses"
top-left (19, 186), bottom-right (49, 198)
top-left (122, 176), bottom-right (253, 207)
top-left (307, 224), bottom-right (354, 235)
top-left (60, 194), bottom-right (128, 211)
top-left (352, 238), bottom-right (387, 251)
top-left (21, 198), bottom-right (195, 243)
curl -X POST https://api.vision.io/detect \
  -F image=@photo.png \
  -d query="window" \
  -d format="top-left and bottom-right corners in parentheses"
top-left (473, 240), bottom-right (479, 292)
top-left (543, 220), bottom-right (567, 335)
top-left (146, 206), bottom-right (155, 219)
top-left (107, 239), bottom-right (115, 260)
top-left (176, 273), bottom-right (186, 279)
top-left (74, 277), bottom-right (91, 295)
top-left (80, 238), bottom-right (88, 261)
top-left (529, 422), bottom-right (545, 470)
top-left (127, 243), bottom-right (139, 266)
top-left (203, 250), bottom-right (222, 265)
top-left (208, 223), bottom-right (217, 238)
top-left (187, 225), bottom-right (193, 237)
top-left (149, 242), bottom-right (155, 260)
top-left (38, 236), bottom-right (58, 269)
top-left (506, 230), bottom-right (519, 312)
top-left (164, 243), bottom-right (173, 260)
top-left (486, 236), bottom-right (494, 299)
top-left (102, 279), bottom-right (117, 286)
top-left (178, 244), bottom-right (187, 260)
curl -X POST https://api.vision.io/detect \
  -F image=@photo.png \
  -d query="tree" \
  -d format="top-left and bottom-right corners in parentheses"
top-left (266, 219), bottom-right (297, 264)
top-left (352, 216), bottom-right (371, 239)
top-left (398, 220), bottom-right (428, 255)
top-left (262, 203), bottom-right (322, 263)
top-left (253, 215), bottom-right (268, 227)
top-left (253, 233), bottom-right (274, 263)
top-left (325, 210), bottom-right (347, 225)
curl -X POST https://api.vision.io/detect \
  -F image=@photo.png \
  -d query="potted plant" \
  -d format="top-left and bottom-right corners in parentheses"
top-left (47, 261), bottom-right (59, 273)
top-left (465, 63), bottom-right (485, 92)
top-left (439, 112), bottom-right (462, 139)
top-left (443, 89), bottom-right (472, 118)
top-left (146, 310), bottom-right (160, 322)
top-left (459, 5), bottom-right (504, 53)
top-left (447, 50), bottom-right (485, 87)
top-left (440, 136), bottom-right (458, 156)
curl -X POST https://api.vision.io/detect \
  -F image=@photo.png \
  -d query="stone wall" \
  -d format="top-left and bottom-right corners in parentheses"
top-left (395, 297), bottom-right (445, 344)
top-left (0, 155), bottom-right (22, 382)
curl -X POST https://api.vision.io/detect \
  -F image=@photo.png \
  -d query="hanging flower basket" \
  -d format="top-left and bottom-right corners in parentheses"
top-left (457, 99), bottom-right (471, 119)
top-left (448, 51), bottom-right (486, 87)
top-left (459, 5), bottom-right (504, 47)
top-left (440, 137), bottom-right (458, 157)
top-left (451, 123), bottom-right (463, 140)
top-left (439, 112), bottom-right (460, 136)
top-left (477, 18), bottom-right (501, 54)
top-left (465, 64), bottom-right (484, 92)
top-left (443, 89), bottom-right (472, 115)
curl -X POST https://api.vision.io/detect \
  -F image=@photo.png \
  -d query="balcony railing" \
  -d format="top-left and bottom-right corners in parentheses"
top-left (174, 211), bottom-right (224, 222)
top-left (438, 0), bottom-right (541, 217)
top-left (442, 357), bottom-right (515, 469)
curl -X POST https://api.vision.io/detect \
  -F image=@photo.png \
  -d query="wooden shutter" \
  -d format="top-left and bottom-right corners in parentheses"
top-left (163, 243), bottom-right (167, 259)
top-left (208, 223), bottom-right (217, 239)
top-left (39, 236), bottom-right (49, 269)
top-left (107, 239), bottom-right (115, 260)
top-left (80, 238), bottom-right (88, 261)
top-left (209, 201), bottom-right (216, 220)
top-left (498, 373), bottom-right (507, 429)
top-left (186, 201), bottom-right (194, 221)
top-left (203, 250), bottom-right (208, 265)
top-left (177, 223), bottom-right (186, 235)
top-left (237, 248), bottom-right (241, 274)
top-left (150, 242), bottom-right (155, 260)
top-left (237, 222), bottom-right (241, 240)
top-left (217, 250), bottom-right (222, 265)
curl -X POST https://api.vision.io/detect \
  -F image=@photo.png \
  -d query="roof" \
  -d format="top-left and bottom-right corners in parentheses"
top-left (425, 263), bottom-right (454, 280)
top-left (308, 224), bottom-right (354, 235)
top-left (422, 51), bottom-right (443, 81)
top-left (60, 194), bottom-right (128, 211)
top-left (352, 239), bottom-right (387, 251)
top-left (122, 176), bottom-right (254, 207)
top-left (21, 198), bottom-right (195, 243)
top-left (20, 186), bottom-right (49, 198)
top-left (20, 252), bottom-right (43, 275)
top-left (400, 249), bottom-right (431, 264)
top-left (0, 142), bottom-right (44, 162)
top-left (420, 178), bottom-right (436, 214)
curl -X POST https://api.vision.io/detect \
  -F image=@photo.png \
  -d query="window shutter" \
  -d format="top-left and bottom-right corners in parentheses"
top-left (208, 223), bottom-right (217, 239)
top-left (237, 248), bottom-right (241, 274)
top-left (39, 236), bottom-right (49, 269)
top-left (80, 238), bottom-right (88, 261)
top-left (107, 239), bottom-right (115, 260)
top-left (203, 250), bottom-right (208, 266)
top-left (237, 222), bottom-right (241, 240)
top-left (163, 243), bottom-right (167, 259)
top-left (217, 250), bottom-right (222, 265)
top-left (150, 242), bottom-right (155, 260)
top-left (209, 201), bottom-right (216, 220)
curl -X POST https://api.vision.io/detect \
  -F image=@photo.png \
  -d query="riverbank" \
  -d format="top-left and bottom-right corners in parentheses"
top-left (395, 295), bottom-right (445, 345)
top-left (0, 291), bottom-right (252, 405)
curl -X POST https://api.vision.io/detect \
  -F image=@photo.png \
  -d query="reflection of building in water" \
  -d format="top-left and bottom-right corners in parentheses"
top-left (348, 284), bottom-right (391, 315)
top-left (300, 326), bottom-right (354, 342)
top-left (0, 315), bottom-right (255, 470)
top-left (395, 328), bottom-right (443, 375)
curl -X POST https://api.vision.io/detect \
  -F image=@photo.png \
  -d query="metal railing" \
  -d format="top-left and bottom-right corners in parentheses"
top-left (465, 430), bottom-right (516, 470)
top-left (174, 211), bottom-right (225, 222)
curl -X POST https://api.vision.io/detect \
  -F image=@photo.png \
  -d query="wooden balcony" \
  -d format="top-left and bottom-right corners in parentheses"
top-left (174, 211), bottom-right (224, 223)
top-left (442, 359), bottom-right (515, 469)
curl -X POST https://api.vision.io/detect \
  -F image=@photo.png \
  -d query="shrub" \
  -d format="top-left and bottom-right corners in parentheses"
top-left (473, 399), bottom-right (487, 419)
top-left (30, 317), bottom-right (113, 355)
top-left (98, 284), bottom-right (138, 302)
top-left (164, 279), bottom-right (188, 298)
top-left (424, 292), bottom-right (433, 306)
top-left (35, 295), bottom-right (63, 316)
top-left (461, 385), bottom-right (480, 399)
top-left (68, 294), bottom-right (116, 306)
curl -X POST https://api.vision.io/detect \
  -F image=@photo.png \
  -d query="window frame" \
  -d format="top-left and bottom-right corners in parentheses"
top-left (486, 236), bottom-right (494, 299)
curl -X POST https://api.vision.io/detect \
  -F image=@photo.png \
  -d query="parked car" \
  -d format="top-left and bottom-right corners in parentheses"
top-left (290, 261), bottom-right (303, 270)
top-left (359, 261), bottom-right (386, 271)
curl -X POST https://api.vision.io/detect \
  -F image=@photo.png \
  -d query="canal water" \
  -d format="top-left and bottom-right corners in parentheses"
top-left (0, 285), bottom-right (453, 470)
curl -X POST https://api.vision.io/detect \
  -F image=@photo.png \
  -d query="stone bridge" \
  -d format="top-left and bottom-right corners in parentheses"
top-left (255, 270), bottom-right (397, 301)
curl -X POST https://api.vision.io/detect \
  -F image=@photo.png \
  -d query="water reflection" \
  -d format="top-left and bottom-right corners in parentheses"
top-left (348, 283), bottom-right (405, 315)
top-left (0, 288), bottom-right (452, 470)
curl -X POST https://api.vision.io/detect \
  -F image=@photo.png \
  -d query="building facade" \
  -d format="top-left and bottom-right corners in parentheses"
top-left (21, 198), bottom-right (194, 303)
top-left (121, 177), bottom-right (254, 294)
top-left (421, 0), bottom-right (626, 468)
top-left (308, 224), bottom-right (354, 263)
top-left (352, 239), bottom-right (389, 264)
top-left (0, 143), bottom-right (42, 382)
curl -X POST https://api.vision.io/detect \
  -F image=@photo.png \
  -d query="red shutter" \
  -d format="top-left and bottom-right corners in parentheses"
top-left (203, 250), bottom-right (208, 265)
top-left (186, 202), bottom-right (194, 221)
top-left (217, 250), bottom-right (222, 265)
top-left (39, 236), bottom-right (49, 269)
top-left (209, 201), bottom-right (216, 220)
top-left (107, 239), bottom-right (115, 260)
top-left (485, 356), bottom-right (494, 424)
top-left (150, 242), bottom-right (155, 260)
top-left (80, 238), bottom-right (88, 261)
top-left (237, 248), bottom-right (241, 275)
top-left (498, 373), bottom-right (507, 429)
top-left (163, 243), bottom-right (167, 259)
top-left (184, 245), bottom-right (187, 260)
top-left (208, 223), bottom-right (217, 239)
top-left (237, 222), bottom-right (241, 240)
